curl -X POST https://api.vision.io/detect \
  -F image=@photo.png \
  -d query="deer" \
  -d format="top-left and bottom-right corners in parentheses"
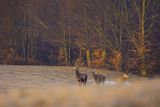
top-left (73, 67), bottom-right (88, 85)
top-left (92, 72), bottom-right (105, 84)
top-left (117, 74), bottom-right (129, 84)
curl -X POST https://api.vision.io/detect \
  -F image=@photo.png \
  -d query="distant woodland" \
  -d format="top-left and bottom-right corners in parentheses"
top-left (0, 0), bottom-right (160, 76)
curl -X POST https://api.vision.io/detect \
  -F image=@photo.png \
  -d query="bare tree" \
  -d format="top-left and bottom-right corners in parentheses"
top-left (123, 0), bottom-right (160, 76)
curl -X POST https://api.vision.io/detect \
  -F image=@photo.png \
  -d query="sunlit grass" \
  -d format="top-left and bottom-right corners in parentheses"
top-left (0, 79), bottom-right (160, 107)
top-left (0, 65), bottom-right (158, 107)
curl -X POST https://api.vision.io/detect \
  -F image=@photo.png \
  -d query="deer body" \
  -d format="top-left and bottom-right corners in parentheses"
top-left (117, 74), bottom-right (129, 84)
top-left (92, 72), bottom-right (105, 84)
top-left (74, 67), bottom-right (88, 85)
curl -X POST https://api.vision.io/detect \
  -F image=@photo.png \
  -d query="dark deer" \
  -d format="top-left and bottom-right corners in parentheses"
top-left (92, 72), bottom-right (105, 84)
top-left (73, 67), bottom-right (88, 85)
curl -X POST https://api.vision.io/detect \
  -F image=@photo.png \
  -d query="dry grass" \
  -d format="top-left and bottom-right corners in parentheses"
top-left (0, 65), bottom-right (159, 107)
top-left (0, 80), bottom-right (160, 107)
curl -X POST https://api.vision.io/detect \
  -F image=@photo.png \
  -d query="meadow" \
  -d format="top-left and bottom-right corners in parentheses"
top-left (0, 65), bottom-right (159, 107)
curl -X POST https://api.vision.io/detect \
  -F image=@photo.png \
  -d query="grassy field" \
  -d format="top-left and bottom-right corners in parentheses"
top-left (0, 65), bottom-right (159, 107)
top-left (0, 65), bottom-right (138, 91)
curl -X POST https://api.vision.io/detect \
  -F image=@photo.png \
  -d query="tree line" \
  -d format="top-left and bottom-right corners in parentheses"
top-left (0, 0), bottom-right (160, 76)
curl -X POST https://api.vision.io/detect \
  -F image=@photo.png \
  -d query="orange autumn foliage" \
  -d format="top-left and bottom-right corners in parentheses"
top-left (90, 49), bottom-right (106, 68)
top-left (91, 59), bottom-right (105, 68)
top-left (110, 51), bottom-right (122, 71)
top-left (93, 49), bottom-right (103, 59)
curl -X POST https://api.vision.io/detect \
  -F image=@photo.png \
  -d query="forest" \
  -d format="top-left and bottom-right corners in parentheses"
top-left (0, 0), bottom-right (160, 76)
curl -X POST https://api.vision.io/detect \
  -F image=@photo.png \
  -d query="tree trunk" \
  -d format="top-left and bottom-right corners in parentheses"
top-left (86, 49), bottom-right (91, 67)
top-left (140, 0), bottom-right (147, 76)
